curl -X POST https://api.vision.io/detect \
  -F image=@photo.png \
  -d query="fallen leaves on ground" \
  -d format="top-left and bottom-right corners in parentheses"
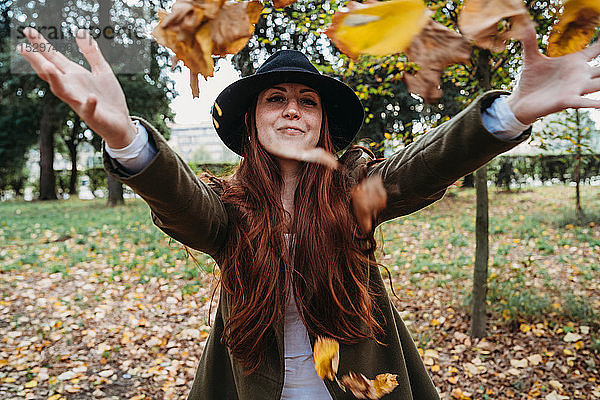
top-left (0, 185), bottom-right (598, 399)
top-left (547, 0), bottom-right (600, 57)
top-left (152, 0), bottom-right (262, 97)
top-left (458, 0), bottom-right (534, 52)
top-left (351, 175), bottom-right (387, 234)
top-left (404, 20), bottom-right (472, 103)
top-left (325, 0), bottom-right (431, 59)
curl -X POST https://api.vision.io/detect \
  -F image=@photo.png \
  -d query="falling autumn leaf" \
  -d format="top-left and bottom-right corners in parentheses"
top-left (272, 0), bottom-right (298, 8)
top-left (209, 1), bottom-right (263, 56)
top-left (313, 337), bottom-right (340, 380)
top-left (152, 0), bottom-right (263, 97)
top-left (404, 19), bottom-right (472, 103)
top-left (458, 0), bottom-right (534, 52)
top-left (268, 143), bottom-right (340, 170)
top-left (547, 0), bottom-right (600, 57)
top-left (340, 371), bottom-right (378, 399)
top-left (351, 175), bottom-right (387, 234)
top-left (325, 0), bottom-right (431, 59)
top-left (373, 373), bottom-right (399, 397)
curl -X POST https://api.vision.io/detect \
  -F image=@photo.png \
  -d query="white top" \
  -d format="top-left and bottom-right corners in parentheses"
top-left (281, 233), bottom-right (332, 399)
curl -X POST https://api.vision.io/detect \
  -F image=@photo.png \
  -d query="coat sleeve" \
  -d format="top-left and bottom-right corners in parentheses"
top-left (364, 90), bottom-right (531, 225)
top-left (102, 116), bottom-right (228, 259)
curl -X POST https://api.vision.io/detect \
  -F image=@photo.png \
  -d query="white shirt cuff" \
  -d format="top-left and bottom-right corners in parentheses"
top-left (104, 121), bottom-right (157, 174)
top-left (482, 95), bottom-right (530, 140)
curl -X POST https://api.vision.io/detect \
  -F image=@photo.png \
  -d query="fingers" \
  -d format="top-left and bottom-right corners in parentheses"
top-left (571, 97), bottom-right (600, 109)
top-left (75, 29), bottom-right (111, 74)
top-left (581, 78), bottom-right (600, 96)
top-left (17, 42), bottom-right (63, 82)
top-left (520, 22), bottom-right (540, 59)
top-left (22, 28), bottom-right (75, 74)
top-left (584, 40), bottom-right (600, 61)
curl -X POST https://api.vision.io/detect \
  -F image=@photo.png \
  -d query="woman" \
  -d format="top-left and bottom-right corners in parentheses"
top-left (18, 24), bottom-right (600, 399)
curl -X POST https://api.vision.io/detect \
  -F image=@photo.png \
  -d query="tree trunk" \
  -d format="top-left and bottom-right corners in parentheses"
top-left (39, 94), bottom-right (58, 200)
top-left (66, 139), bottom-right (78, 195)
top-left (107, 174), bottom-right (124, 207)
top-left (471, 165), bottom-right (489, 338)
top-left (574, 110), bottom-right (584, 223)
top-left (470, 49), bottom-right (492, 338)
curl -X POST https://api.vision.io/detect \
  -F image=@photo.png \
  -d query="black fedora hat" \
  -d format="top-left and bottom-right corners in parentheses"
top-left (211, 50), bottom-right (364, 156)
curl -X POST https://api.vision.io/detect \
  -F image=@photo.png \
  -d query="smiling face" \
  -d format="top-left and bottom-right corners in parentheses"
top-left (254, 82), bottom-right (323, 159)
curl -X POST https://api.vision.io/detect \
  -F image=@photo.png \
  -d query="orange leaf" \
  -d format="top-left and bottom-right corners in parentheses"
top-left (404, 20), bottom-right (472, 103)
top-left (547, 0), bottom-right (600, 57)
top-left (458, 0), bottom-right (534, 52)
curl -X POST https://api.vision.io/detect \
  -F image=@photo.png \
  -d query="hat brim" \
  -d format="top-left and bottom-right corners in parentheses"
top-left (211, 69), bottom-right (364, 156)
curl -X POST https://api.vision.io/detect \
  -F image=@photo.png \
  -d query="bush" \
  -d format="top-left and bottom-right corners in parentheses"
top-left (487, 154), bottom-right (600, 190)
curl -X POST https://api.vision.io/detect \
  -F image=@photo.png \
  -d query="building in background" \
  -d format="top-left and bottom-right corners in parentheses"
top-left (167, 121), bottom-right (240, 164)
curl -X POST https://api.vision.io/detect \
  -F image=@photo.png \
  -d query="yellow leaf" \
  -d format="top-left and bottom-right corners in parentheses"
top-left (48, 395), bottom-right (62, 400)
top-left (4, 377), bottom-right (16, 383)
top-left (458, 0), bottom-right (533, 52)
top-left (547, 0), bottom-right (600, 57)
top-left (313, 337), bottom-right (339, 380)
top-left (574, 340), bottom-right (584, 350)
top-left (373, 373), bottom-right (399, 397)
top-left (430, 364), bottom-right (441, 372)
top-left (520, 323), bottom-right (531, 333)
top-left (25, 380), bottom-right (37, 388)
top-left (325, 0), bottom-right (431, 59)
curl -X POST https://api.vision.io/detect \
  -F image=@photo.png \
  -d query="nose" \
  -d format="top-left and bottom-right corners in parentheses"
top-left (283, 99), bottom-right (300, 120)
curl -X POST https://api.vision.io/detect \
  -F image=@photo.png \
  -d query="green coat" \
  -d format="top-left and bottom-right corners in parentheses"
top-left (104, 91), bottom-right (530, 399)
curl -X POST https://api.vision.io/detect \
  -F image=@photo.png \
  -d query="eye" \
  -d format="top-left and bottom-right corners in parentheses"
top-left (300, 98), bottom-right (318, 106)
top-left (266, 95), bottom-right (285, 103)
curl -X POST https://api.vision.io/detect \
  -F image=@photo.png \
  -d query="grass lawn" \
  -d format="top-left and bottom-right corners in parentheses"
top-left (0, 184), bottom-right (598, 399)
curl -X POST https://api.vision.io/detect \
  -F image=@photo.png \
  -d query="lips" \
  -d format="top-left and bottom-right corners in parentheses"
top-left (278, 126), bottom-right (305, 135)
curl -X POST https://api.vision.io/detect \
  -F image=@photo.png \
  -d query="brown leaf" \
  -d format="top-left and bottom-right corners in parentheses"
top-left (340, 371), bottom-right (377, 399)
top-left (152, 0), bottom-right (262, 97)
top-left (351, 175), bottom-right (387, 234)
top-left (458, 0), bottom-right (534, 52)
top-left (210, 1), bottom-right (263, 56)
top-left (313, 337), bottom-right (339, 380)
top-left (272, 0), bottom-right (298, 8)
top-left (547, 0), bottom-right (600, 57)
top-left (404, 20), bottom-right (471, 103)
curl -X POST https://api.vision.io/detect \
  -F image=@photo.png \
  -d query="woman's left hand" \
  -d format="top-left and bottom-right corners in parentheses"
top-left (506, 24), bottom-right (600, 125)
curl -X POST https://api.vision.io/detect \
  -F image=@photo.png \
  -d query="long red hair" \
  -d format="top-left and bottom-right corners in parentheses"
top-left (217, 100), bottom-right (384, 374)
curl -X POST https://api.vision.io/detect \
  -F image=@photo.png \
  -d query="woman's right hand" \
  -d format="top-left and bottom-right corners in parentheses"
top-left (17, 27), bottom-right (137, 149)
